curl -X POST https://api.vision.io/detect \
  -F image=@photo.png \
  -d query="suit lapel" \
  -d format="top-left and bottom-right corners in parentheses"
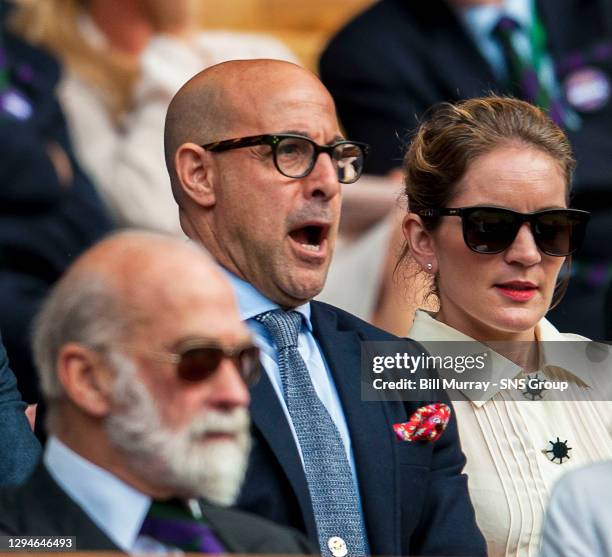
top-left (199, 504), bottom-right (243, 553)
top-left (249, 372), bottom-right (317, 538)
top-left (427, 2), bottom-right (501, 98)
top-left (310, 302), bottom-right (399, 556)
top-left (20, 463), bottom-right (120, 551)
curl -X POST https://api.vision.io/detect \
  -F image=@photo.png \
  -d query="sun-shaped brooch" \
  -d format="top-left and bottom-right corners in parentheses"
top-left (544, 437), bottom-right (572, 464)
top-left (522, 373), bottom-right (546, 400)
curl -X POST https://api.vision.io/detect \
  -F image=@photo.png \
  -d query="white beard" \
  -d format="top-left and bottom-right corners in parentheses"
top-left (105, 352), bottom-right (251, 505)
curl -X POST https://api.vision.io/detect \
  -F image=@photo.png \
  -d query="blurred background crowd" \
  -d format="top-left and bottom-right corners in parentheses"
top-left (1, 1), bottom-right (612, 555)
top-left (2, 0), bottom-right (611, 406)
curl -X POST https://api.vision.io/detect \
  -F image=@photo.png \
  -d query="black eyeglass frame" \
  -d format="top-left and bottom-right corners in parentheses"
top-left (416, 206), bottom-right (591, 256)
top-left (116, 338), bottom-right (262, 386)
top-left (202, 133), bottom-right (370, 184)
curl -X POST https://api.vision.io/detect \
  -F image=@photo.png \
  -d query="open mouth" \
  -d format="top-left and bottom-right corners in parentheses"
top-left (288, 224), bottom-right (329, 254)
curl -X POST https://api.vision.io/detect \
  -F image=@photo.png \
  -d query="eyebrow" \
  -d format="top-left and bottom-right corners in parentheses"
top-left (170, 335), bottom-right (255, 350)
top-left (280, 130), bottom-right (346, 143)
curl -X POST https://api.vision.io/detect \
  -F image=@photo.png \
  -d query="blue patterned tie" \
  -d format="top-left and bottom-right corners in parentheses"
top-left (255, 310), bottom-right (369, 557)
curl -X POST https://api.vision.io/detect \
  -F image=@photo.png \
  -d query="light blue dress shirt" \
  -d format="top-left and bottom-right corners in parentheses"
top-left (540, 460), bottom-right (612, 557)
top-left (44, 437), bottom-right (167, 554)
top-left (225, 271), bottom-right (362, 497)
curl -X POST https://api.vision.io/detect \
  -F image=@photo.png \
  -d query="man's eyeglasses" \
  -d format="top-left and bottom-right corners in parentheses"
top-left (118, 339), bottom-right (261, 385)
top-left (415, 206), bottom-right (590, 256)
top-left (202, 134), bottom-right (369, 184)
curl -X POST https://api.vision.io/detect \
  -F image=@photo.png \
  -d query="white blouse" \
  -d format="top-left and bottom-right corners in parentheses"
top-left (409, 310), bottom-right (612, 557)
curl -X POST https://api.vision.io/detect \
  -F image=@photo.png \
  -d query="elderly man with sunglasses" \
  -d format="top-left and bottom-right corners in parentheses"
top-left (0, 231), bottom-right (314, 554)
top-left (163, 59), bottom-right (486, 557)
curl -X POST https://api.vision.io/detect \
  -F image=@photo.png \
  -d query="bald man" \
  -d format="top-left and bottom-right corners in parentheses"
top-left (164, 60), bottom-right (485, 557)
top-left (0, 231), bottom-right (313, 554)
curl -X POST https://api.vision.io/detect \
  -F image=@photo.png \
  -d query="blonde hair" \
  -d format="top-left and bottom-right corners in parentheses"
top-left (9, 0), bottom-right (138, 118)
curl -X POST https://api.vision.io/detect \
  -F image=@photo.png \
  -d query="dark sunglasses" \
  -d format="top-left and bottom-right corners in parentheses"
top-left (416, 206), bottom-right (590, 256)
top-left (121, 339), bottom-right (261, 385)
top-left (202, 133), bottom-right (369, 184)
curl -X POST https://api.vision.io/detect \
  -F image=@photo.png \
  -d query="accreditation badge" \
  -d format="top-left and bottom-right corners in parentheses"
top-left (564, 66), bottom-right (610, 112)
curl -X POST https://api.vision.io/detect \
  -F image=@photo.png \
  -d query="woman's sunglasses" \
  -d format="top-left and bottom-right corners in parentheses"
top-left (416, 206), bottom-right (590, 256)
top-left (119, 339), bottom-right (262, 385)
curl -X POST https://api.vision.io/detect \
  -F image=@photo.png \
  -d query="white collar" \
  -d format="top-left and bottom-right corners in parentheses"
top-left (410, 310), bottom-right (595, 406)
top-left (44, 437), bottom-right (150, 552)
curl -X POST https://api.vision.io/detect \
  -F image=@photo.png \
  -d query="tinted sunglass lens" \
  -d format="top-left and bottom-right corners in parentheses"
top-left (177, 348), bottom-right (223, 381)
top-left (534, 212), bottom-right (587, 256)
top-left (464, 209), bottom-right (519, 254)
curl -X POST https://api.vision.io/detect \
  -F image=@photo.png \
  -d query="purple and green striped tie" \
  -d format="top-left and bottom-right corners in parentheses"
top-left (139, 499), bottom-right (225, 554)
top-left (492, 15), bottom-right (566, 126)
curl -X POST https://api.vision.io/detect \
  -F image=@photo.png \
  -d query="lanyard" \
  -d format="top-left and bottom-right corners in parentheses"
top-left (0, 32), bottom-right (10, 91)
top-left (528, 1), bottom-right (547, 75)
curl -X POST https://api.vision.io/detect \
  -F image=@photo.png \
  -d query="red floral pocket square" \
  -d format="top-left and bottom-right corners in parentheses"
top-left (393, 403), bottom-right (451, 442)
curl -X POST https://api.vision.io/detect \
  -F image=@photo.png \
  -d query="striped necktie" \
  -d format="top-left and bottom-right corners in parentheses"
top-left (255, 309), bottom-right (369, 557)
top-left (139, 499), bottom-right (225, 554)
top-left (492, 15), bottom-right (566, 125)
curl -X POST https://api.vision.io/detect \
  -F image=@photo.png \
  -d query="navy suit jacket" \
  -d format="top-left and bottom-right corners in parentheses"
top-left (320, 0), bottom-right (612, 202)
top-left (0, 334), bottom-right (40, 486)
top-left (237, 301), bottom-right (486, 556)
top-left (0, 20), bottom-right (113, 403)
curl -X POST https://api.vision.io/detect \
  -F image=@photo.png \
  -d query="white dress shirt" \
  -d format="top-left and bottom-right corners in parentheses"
top-left (409, 310), bottom-right (612, 557)
top-left (44, 437), bottom-right (170, 554)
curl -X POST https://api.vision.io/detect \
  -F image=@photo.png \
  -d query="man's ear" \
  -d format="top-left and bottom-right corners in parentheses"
top-left (56, 343), bottom-right (114, 418)
top-left (402, 213), bottom-right (438, 274)
top-left (174, 142), bottom-right (216, 207)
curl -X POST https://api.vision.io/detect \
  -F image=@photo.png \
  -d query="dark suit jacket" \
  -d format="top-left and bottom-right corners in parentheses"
top-left (320, 0), bottom-right (612, 202)
top-left (0, 462), bottom-right (315, 554)
top-left (237, 301), bottom-right (486, 556)
top-left (0, 17), bottom-right (113, 404)
top-left (0, 335), bottom-right (40, 486)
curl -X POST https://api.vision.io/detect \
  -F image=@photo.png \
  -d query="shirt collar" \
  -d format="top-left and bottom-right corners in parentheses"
top-left (410, 310), bottom-right (594, 406)
top-left (459, 0), bottom-right (532, 39)
top-left (222, 268), bottom-right (313, 332)
top-left (536, 319), bottom-right (598, 388)
top-left (44, 437), bottom-right (150, 552)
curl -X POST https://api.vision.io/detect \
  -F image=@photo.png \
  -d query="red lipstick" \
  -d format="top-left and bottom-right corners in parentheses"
top-left (495, 281), bottom-right (537, 302)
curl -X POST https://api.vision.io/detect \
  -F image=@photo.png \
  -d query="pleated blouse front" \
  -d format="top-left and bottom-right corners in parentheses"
top-left (409, 311), bottom-right (612, 557)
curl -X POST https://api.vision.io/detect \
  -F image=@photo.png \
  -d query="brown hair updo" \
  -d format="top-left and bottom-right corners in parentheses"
top-left (400, 96), bottom-right (576, 307)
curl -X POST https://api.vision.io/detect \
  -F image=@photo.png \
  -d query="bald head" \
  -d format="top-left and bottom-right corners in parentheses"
top-left (33, 230), bottom-right (238, 408)
top-left (164, 59), bottom-right (333, 198)
top-left (32, 230), bottom-right (253, 500)
top-left (163, 59), bottom-right (344, 307)
top-left (64, 230), bottom-right (225, 314)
